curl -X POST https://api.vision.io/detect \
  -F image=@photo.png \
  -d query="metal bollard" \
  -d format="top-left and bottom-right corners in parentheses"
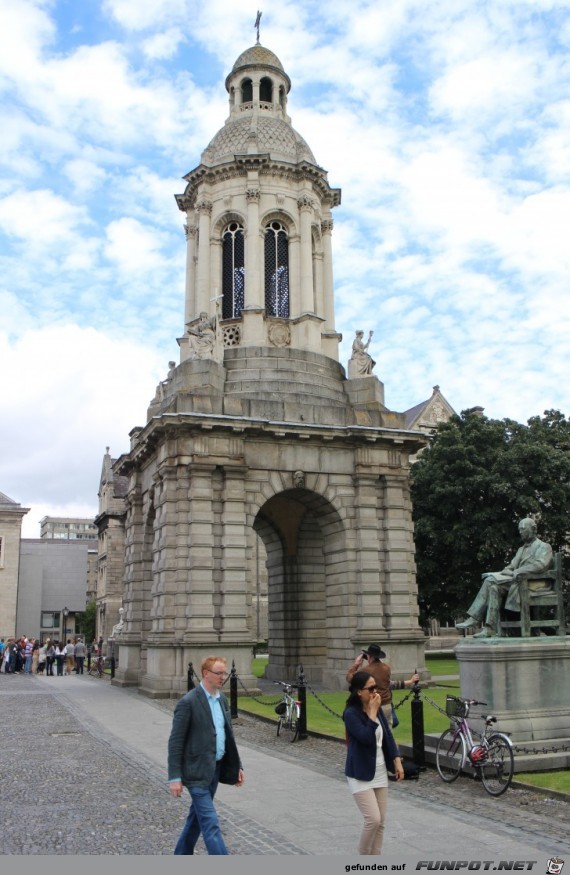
top-left (187, 661), bottom-right (195, 691)
top-left (87, 651), bottom-right (91, 673)
top-left (411, 671), bottom-right (425, 767)
top-left (110, 655), bottom-right (116, 680)
top-left (230, 661), bottom-right (238, 719)
top-left (297, 664), bottom-right (308, 740)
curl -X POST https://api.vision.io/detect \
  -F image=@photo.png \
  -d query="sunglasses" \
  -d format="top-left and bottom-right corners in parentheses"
top-left (362, 684), bottom-right (378, 692)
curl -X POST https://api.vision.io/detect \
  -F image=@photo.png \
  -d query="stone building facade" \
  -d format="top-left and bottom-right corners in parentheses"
top-left (0, 491), bottom-right (29, 639)
top-left (103, 41), bottom-right (429, 697)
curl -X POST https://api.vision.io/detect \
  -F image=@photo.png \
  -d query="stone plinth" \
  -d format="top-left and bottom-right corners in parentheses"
top-left (455, 636), bottom-right (570, 745)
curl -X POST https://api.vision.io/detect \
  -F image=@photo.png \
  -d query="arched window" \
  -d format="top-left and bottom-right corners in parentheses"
top-left (264, 221), bottom-right (289, 318)
top-left (260, 77), bottom-right (273, 103)
top-left (222, 222), bottom-right (245, 318)
top-left (241, 78), bottom-right (253, 103)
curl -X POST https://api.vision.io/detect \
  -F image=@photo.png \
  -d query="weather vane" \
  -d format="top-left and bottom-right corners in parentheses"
top-left (255, 10), bottom-right (262, 44)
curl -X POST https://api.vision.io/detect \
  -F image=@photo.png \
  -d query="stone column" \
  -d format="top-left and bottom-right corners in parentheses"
top-left (195, 200), bottom-right (212, 316)
top-left (313, 250), bottom-right (324, 318)
top-left (380, 472), bottom-right (420, 632)
top-left (351, 472), bottom-right (386, 638)
top-left (220, 466), bottom-right (250, 638)
top-left (321, 219), bottom-right (336, 332)
top-left (183, 463), bottom-right (219, 642)
top-left (245, 188), bottom-right (262, 309)
top-left (183, 221), bottom-right (198, 327)
top-left (298, 196), bottom-right (314, 314)
top-left (288, 231), bottom-right (301, 318)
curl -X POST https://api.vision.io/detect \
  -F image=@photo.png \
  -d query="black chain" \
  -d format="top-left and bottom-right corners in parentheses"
top-left (235, 673), bottom-right (282, 707)
top-left (393, 689), bottom-right (414, 711)
top-left (305, 681), bottom-right (345, 719)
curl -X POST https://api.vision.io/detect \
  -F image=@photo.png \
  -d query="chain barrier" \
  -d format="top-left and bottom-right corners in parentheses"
top-left (222, 666), bottom-right (569, 757)
top-left (235, 672), bottom-right (282, 707)
top-left (304, 680), bottom-right (345, 719)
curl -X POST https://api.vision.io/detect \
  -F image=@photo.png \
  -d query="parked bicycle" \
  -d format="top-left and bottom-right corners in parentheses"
top-left (436, 695), bottom-right (514, 796)
top-left (274, 681), bottom-right (301, 742)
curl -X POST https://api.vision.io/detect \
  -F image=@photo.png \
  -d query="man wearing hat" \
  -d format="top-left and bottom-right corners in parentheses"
top-left (346, 645), bottom-right (419, 727)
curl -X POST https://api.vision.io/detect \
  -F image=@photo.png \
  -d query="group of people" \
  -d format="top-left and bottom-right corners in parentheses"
top-left (167, 645), bottom-right (418, 857)
top-left (0, 635), bottom-right (97, 676)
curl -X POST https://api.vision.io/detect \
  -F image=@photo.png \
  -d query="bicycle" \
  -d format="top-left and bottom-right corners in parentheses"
top-left (87, 655), bottom-right (105, 678)
top-left (274, 681), bottom-right (301, 743)
top-left (436, 695), bottom-right (514, 796)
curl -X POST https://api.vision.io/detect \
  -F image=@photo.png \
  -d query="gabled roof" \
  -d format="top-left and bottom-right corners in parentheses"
top-left (0, 490), bottom-right (19, 506)
top-left (404, 386), bottom-right (456, 430)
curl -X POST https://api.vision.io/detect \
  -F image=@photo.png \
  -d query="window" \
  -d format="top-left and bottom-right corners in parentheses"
top-left (222, 222), bottom-right (245, 318)
top-left (260, 77), bottom-right (273, 103)
top-left (264, 221), bottom-right (289, 317)
top-left (41, 612), bottom-right (59, 629)
top-left (241, 78), bottom-right (253, 103)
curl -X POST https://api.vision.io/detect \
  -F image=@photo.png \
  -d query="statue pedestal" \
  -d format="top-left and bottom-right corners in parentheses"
top-left (455, 636), bottom-right (570, 745)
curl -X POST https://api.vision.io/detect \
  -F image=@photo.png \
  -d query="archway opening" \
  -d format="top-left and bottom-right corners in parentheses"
top-left (253, 488), bottom-right (348, 684)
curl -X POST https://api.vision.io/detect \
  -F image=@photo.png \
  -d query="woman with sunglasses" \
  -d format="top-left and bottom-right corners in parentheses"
top-left (343, 670), bottom-right (404, 855)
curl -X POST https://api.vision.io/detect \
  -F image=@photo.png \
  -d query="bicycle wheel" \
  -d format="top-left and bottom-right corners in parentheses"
top-left (288, 710), bottom-right (299, 743)
top-left (276, 716), bottom-right (283, 736)
top-left (436, 728), bottom-right (466, 782)
top-left (479, 734), bottom-right (514, 796)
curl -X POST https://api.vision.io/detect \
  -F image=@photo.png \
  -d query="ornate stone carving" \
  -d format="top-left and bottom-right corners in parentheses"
top-left (245, 188), bottom-right (260, 202)
top-left (321, 219), bottom-right (334, 234)
top-left (195, 200), bottom-right (213, 214)
top-left (297, 195), bottom-right (314, 211)
top-left (223, 324), bottom-right (241, 347)
top-left (186, 312), bottom-right (216, 359)
top-left (183, 224), bottom-right (197, 239)
top-left (348, 330), bottom-right (375, 378)
top-left (292, 470), bottom-right (305, 488)
top-left (268, 321), bottom-right (291, 347)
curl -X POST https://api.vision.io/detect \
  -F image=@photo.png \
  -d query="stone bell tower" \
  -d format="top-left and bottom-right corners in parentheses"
top-left (111, 39), bottom-right (427, 698)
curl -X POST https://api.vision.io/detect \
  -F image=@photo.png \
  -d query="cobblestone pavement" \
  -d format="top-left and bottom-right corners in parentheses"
top-left (0, 674), bottom-right (304, 855)
top-left (2, 672), bottom-right (568, 856)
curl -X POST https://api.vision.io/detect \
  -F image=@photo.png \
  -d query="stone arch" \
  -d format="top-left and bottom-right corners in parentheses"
top-left (252, 486), bottom-right (353, 684)
top-left (212, 210), bottom-right (247, 238)
top-left (260, 208), bottom-right (297, 236)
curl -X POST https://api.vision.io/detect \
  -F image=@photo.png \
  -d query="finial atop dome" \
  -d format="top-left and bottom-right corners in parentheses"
top-left (254, 10), bottom-right (262, 45)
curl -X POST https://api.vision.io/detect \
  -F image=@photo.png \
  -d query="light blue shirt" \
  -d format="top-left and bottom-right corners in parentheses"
top-left (202, 682), bottom-right (226, 762)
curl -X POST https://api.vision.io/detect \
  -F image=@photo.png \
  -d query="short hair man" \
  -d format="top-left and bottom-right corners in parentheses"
top-left (346, 645), bottom-right (419, 727)
top-left (167, 655), bottom-right (245, 855)
top-left (456, 517), bottom-right (553, 638)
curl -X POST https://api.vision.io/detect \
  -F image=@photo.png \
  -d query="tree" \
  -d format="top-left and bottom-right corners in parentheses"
top-left (410, 409), bottom-right (570, 625)
top-left (76, 599), bottom-right (97, 645)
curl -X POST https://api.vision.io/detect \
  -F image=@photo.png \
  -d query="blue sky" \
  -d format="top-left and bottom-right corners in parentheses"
top-left (1, 0), bottom-right (569, 536)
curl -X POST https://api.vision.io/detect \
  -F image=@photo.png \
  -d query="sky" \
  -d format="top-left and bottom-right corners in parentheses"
top-left (1, 0), bottom-right (569, 537)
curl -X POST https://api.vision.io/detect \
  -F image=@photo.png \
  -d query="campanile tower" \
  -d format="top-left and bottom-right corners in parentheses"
top-left (111, 40), bottom-right (426, 697)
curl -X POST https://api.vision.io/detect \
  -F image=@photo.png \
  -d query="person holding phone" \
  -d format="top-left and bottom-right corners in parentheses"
top-left (346, 644), bottom-right (419, 727)
top-left (343, 670), bottom-right (404, 855)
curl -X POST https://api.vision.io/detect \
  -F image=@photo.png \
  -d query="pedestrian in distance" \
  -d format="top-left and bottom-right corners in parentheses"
top-left (64, 639), bottom-right (74, 675)
top-left (167, 655), bottom-right (245, 855)
top-left (46, 642), bottom-right (55, 676)
top-left (343, 670), bottom-right (404, 855)
top-left (55, 642), bottom-right (65, 676)
top-left (74, 638), bottom-right (86, 674)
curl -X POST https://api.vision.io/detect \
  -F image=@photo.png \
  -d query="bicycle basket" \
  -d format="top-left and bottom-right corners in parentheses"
top-left (445, 696), bottom-right (468, 718)
top-left (275, 702), bottom-right (287, 716)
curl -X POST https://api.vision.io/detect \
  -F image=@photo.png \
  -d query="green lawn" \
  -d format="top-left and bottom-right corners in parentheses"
top-left (245, 655), bottom-right (568, 796)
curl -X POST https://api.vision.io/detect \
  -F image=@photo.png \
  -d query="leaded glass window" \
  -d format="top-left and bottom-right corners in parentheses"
top-left (264, 221), bottom-right (289, 318)
top-left (222, 223), bottom-right (245, 318)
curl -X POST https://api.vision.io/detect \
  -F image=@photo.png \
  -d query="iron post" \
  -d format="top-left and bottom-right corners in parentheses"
top-left (411, 669), bottom-right (425, 767)
top-left (297, 664), bottom-right (308, 740)
top-left (230, 661), bottom-right (238, 719)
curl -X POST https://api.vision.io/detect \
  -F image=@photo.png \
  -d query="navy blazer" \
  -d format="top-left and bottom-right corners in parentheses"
top-left (167, 685), bottom-right (242, 789)
top-left (343, 704), bottom-right (400, 781)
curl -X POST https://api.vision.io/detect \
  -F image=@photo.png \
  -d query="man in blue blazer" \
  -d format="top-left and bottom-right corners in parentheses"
top-left (168, 655), bottom-right (245, 855)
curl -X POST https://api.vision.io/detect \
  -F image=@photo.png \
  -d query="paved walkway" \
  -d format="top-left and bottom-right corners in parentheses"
top-left (1, 671), bottom-right (568, 862)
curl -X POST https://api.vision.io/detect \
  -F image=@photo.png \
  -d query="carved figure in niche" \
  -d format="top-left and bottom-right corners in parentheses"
top-left (187, 312), bottom-right (216, 359)
top-left (293, 470), bottom-right (305, 488)
top-left (349, 330), bottom-right (375, 377)
top-left (111, 607), bottom-right (125, 638)
top-left (455, 518), bottom-right (553, 638)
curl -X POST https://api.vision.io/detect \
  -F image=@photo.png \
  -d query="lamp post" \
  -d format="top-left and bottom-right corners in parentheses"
top-left (62, 606), bottom-right (69, 642)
